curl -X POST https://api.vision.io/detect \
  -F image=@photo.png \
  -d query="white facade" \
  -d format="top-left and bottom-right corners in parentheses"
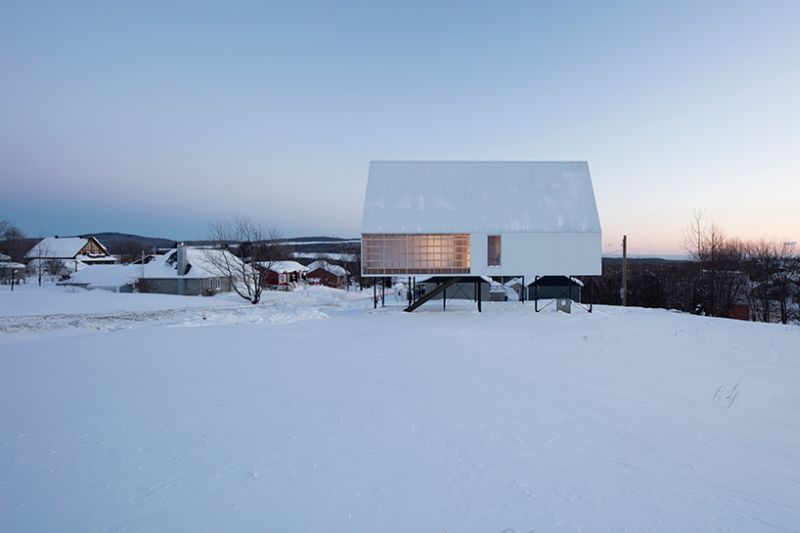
top-left (361, 161), bottom-right (602, 277)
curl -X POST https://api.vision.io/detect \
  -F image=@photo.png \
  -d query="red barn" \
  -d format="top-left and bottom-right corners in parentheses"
top-left (306, 260), bottom-right (348, 289)
top-left (257, 261), bottom-right (309, 290)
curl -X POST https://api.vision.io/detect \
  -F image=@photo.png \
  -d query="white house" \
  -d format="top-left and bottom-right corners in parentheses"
top-left (64, 246), bottom-right (248, 295)
top-left (360, 161), bottom-right (602, 279)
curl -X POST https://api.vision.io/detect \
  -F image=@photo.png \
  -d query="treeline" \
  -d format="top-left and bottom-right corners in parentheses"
top-left (589, 216), bottom-right (799, 324)
top-left (0, 218), bottom-right (34, 262)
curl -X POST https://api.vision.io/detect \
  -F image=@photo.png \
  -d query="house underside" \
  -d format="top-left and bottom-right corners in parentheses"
top-left (370, 274), bottom-right (593, 313)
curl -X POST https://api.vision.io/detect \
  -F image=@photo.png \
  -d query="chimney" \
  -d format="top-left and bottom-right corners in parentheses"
top-left (176, 243), bottom-right (187, 296)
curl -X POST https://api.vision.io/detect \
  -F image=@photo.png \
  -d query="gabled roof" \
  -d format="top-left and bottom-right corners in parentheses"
top-left (26, 237), bottom-right (89, 259)
top-left (262, 260), bottom-right (309, 274)
top-left (307, 260), bottom-right (347, 277)
top-left (361, 161), bottom-right (601, 234)
top-left (64, 247), bottom-right (250, 285)
top-left (67, 264), bottom-right (140, 288)
top-left (25, 236), bottom-right (110, 259)
top-left (144, 247), bottom-right (248, 279)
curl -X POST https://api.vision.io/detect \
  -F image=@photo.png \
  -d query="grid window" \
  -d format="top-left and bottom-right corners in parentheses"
top-left (362, 234), bottom-right (470, 275)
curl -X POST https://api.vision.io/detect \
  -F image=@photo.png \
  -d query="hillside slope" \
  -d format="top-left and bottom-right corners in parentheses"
top-left (1, 291), bottom-right (798, 532)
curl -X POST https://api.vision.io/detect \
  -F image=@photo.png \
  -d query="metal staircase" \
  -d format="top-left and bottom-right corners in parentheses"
top-left (403, 277), bottom-right (465, 312)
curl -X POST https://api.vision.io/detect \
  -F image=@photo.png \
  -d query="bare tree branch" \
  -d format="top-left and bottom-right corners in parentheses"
top-left (204, 217), bottom-right (280, 304)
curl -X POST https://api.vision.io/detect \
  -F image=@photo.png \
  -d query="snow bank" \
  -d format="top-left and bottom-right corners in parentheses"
top-left (0, 283), bottom-right (241, 318)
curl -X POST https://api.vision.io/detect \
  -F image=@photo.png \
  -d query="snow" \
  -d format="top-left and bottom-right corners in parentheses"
top-left (56, 247), bottom-right (248, 289)
top-left (1, 286), bottom-right (800, 532)
top-left (278, 239), bottom-right (360, 245)
top-left (362, 161), bottom-right (602, 234)
top-left (154, 247), bottom-right (246, 279)
top-left (292, 251), bottom-right (356, 262)
top-left (66, 264), bottom-right (140, 289)
top-left (307, 259), bottom-right (348, 277)
top-left (262, 260), bottom-right (309, 273)
top-left (0, 283), bottom-right (242, 318)
top-left (130, 247), bottom-right (248, 280)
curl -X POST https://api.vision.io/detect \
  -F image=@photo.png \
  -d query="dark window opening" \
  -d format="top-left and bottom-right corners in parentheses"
top-left (488, 235), bottom-right (501, 266)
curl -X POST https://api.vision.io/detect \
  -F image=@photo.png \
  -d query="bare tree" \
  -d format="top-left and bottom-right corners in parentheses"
top-left (743, 240), bottom-right (777, 322)
top-left (117, 239), bottom-right (148, 264)
top-left (685, 212), bottom-right (748, 317)
top-left (45, 258), bottom-right (66, 278)
top-left (206, 217), bottom-right (281, 304)
top-left (31, 240), bottom-right (52, 286)
top-left (339, 241), bottom-right (362, 290)
top-left (771, 241), bottom-right (798, 324)
top-left (684, 209), bottom-right (706, 263)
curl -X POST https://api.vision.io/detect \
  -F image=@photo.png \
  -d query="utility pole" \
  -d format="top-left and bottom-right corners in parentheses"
top-left (621, 235), bottom-right (628, 306)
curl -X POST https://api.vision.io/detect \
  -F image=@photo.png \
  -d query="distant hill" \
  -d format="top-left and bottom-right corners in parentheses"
top-left (9, 232), bottom-right (690, 263)
top-left (88, 233), bottom-right (360, 256)
top-left (603, 256), bottom-right (690, 266)
top-left (89, 233), bottom-right (177, 254)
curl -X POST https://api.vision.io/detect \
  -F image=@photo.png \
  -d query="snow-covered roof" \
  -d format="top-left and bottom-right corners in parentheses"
top-left (75, 255), bottom-right (117, 263)
top-left (263, 261), bottom-right (309, 274)
top-left (142, 247), bottom-right (249, 279)
top-left (67, 264), bottom-right (140, 288)
top-left (361, 161), bottom-right (601, 234)
top-left (25, 236), bottom-right (109, 259)
top-left (0, 261), bottom-right (26, 269)
top-left (0, 253), bottom-right (10, 261)
top-left (292, 252), bottom-right (356, 262)
top-left (307, 260), bottom-right (347, 277)
top-left (63, 247), bottom-right (249, 285)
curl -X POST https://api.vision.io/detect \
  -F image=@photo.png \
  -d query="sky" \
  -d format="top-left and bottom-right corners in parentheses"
top-left (1, 0), bottom-right (798, 256)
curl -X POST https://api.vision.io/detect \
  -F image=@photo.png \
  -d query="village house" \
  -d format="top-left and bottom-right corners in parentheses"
top-left (0, 253), bottom-right (26, 285)
top-left (25, 235), bottom-right (116, 273)
top-left (258, 260), bottom-right (308, 290)
top-left (306, 260), bottom-right (349, 288)
top-left (65, 245), bottom-right (245, 296)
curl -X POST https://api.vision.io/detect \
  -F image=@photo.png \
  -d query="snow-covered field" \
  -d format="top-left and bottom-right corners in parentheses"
top-left (1, 285), bottom-right (800, 532)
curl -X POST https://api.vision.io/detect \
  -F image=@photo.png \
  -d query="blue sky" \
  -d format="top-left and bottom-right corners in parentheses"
top-left (1, 1), bottom-right (798, 255)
